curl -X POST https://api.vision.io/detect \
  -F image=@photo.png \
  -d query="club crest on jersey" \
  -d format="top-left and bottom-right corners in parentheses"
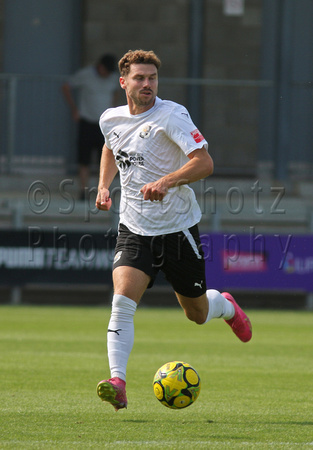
top-left (191, 129), bottom-right (204, 143)
top-left (139, 125), bottom-right (152, 139)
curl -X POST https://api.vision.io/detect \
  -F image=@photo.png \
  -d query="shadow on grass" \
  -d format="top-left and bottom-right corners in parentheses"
top-left (121, 419), bottom-right (215, 424)
top-left (121, 419), bottom-right (151, 423)
top-left (267, 421), bottom-right (313, 426)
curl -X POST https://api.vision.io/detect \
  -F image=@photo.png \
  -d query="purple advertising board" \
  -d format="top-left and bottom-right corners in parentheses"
top-left (201, 232), bottom-right (313, 293)
top-left (0, 229), bottom-right (312, 295)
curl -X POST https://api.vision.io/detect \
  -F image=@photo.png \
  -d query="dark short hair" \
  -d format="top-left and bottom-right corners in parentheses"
top-left (98, 54), bottom-right (117, 73)
top-left (118, 49), bottom-right (161, 77)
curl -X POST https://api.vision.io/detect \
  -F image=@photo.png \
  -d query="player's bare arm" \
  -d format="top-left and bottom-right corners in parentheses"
top-left (140, 147), bottom-right (213, 202)
top-left (96, 144), bottom-right (118, 211)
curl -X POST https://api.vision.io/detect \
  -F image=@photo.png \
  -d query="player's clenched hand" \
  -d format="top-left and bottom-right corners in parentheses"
top-left (140, 179), bottom-right (169, 202)
top-left (96, 187), bottom-right (112, 211)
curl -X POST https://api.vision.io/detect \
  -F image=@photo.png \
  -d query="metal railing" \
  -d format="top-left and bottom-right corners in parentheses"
top-left (0, 74), bottom-right (75, 174)
top-left (0, 73), bottom-right (273, 176)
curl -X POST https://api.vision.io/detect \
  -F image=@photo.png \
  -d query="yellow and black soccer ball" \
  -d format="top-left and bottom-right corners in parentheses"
top-left (153, 361), bottom-right (201, 409)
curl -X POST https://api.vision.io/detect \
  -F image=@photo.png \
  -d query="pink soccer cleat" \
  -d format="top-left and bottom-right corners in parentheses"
top-left (222, 292), bottom-right (252, 342)
top-left (97, 377), bottom-right (127, 411)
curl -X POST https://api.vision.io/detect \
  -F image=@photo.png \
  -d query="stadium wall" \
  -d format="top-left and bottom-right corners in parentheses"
top-left (0, 0), bottom-right (262, 177)
top-left (0, 0), bottom-right (312, 180)
top-left (0, 0), bottom-right (4, 70)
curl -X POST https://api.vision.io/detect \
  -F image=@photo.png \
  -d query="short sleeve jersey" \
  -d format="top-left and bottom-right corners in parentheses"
top-left (99, 96), bottom-right (208, 236)
top-left (68, 66), bottom-right (119, 122)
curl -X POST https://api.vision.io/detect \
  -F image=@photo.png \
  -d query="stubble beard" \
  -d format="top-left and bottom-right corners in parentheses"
top-left (130, 89), bottom-right (156, 108)
top-left (137, 95), bottom-right (155, 108)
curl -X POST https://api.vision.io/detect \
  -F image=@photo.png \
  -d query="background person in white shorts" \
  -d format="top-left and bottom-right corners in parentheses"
top-left (95, 49), bottom-right (252, 411)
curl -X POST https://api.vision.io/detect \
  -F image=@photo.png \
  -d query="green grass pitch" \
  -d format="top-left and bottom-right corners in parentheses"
top-left (0, 305), bottom-right (312, 449)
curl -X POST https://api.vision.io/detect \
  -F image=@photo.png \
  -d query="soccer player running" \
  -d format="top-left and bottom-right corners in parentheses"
top-left (95, 49), bottom-right (252, 411)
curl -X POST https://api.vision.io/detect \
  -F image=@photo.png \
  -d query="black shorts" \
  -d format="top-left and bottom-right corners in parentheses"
top-left (77, 119), bottom-right (104, 166)
top-left (113, 223), bottom-right (207, 298)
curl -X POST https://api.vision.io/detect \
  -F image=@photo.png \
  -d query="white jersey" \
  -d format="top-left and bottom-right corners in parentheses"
top-left (99, 96), bottom-right (208, 236)
top-left (68, 66), bottom-right (119, 122)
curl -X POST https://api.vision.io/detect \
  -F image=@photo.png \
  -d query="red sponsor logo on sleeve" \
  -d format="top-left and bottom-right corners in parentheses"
top-left (191, 129), bottom-right (204, 143)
